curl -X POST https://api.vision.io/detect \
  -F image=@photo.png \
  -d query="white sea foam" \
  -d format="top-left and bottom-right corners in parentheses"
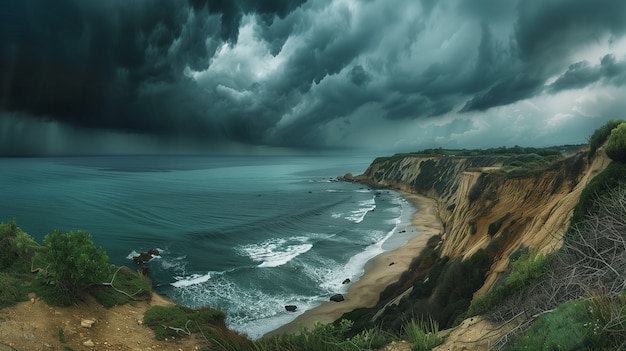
top-left (345, 197), bottom-right (376, 223)
top-left (239, 237), bottom-right (313, 268)
top-left (232, 296), bottom-right (325, 339)
top-left (158, 255), bottom-right (187, 273)
top-left (258, 244), bottom-right (313, 267)
top-left (125, 250), bottom-right (140, 260)
top-left (171, 272), bottom-right (212, 287)
top-left (165, 268), bottom-right (320, 339)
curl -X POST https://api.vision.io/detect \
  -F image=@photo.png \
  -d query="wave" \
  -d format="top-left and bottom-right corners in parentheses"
top-left (239, 237), bottom-right (313, 268)
top-left (172, 272), bottom-right (212, 287)
top-left (345, 197), bottom-right (376, 223)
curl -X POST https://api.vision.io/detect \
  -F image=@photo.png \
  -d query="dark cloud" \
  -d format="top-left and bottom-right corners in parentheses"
top-left (348, 65), bottom-right (370, 86)
top-left (515, 0), bottom-right (626, 64)
top-left (549, 54), bottom-right (626, 92)
top-left (460, 0), bottom-right (626, 112)
top-left (461, 75), bottom-right (544, 112)
top-left (549, 61), bottom-right (599, 92)
top-left (0, 0), bottom-right (306, 143)
top-left (1, 0), bottom-right (626, 155)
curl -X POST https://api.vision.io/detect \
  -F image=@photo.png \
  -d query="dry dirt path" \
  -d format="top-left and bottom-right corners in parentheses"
top-left (0, 293), bottom-right (203, 351)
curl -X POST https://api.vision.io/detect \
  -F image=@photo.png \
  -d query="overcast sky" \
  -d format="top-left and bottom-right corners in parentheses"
top-left (1, 0), bottom-right (626, 156)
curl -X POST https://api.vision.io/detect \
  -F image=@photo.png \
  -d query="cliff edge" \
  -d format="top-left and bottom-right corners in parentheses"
top-left (348, 147), bottom-right (611, 348)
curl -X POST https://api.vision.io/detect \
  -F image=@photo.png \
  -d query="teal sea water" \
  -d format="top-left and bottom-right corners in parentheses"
top-left (0, 156), bottom-right (418, 338)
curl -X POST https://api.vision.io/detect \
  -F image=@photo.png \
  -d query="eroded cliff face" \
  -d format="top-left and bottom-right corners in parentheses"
top-left (355, 150), bottom-right (611, 298)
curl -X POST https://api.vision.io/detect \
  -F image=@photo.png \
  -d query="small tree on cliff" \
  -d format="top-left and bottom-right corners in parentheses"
top-left (0, 220), bottom-right (39, 271)
top-left (39, 230), bottom-right (109, 304)
top-left (605, 122), bottom-right (626, 163)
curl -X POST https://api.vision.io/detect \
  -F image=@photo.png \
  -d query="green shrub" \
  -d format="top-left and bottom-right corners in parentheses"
top-left (90, 266), bottom-right (152, 308)
top-left (0, 220), bottom-right (39, 271)
top-left (0, 273), bottom-right (20, 307)
top-left (604, 122), bottom-right (626, 162)
top-left (588, 120), bottom-right (624, 158)
top-left (37, 230), bottom-right (110, 304)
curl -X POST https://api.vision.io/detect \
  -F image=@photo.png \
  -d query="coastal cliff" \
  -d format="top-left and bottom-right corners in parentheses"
top-left (349, 147), bottom-right (611, 330)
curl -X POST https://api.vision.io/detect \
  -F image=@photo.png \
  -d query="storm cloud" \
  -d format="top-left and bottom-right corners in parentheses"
top-left (1, 0), bottom-right (626, 155)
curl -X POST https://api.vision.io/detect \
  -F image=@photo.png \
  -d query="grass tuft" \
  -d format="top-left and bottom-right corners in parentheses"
top-left (403, 317), bottom-right (441, 351)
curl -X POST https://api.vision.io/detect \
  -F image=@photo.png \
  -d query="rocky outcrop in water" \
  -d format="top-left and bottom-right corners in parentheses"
top-left (132, 249), bottom-right (160, 264)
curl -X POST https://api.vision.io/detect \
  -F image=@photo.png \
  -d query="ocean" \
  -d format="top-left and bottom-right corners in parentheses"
top-left (0, 155), bottom-right (418, 338)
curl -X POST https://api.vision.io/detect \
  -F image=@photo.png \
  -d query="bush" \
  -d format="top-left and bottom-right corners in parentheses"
top-left (588, 120), bottom-right (624, 158)
top-left (0, 220), bottom-right (39, 271)
top-left (37, 230), bottom-right (110, 304)
top-left (604, 122), bottom-right (626, 162)
top-left (0, 273), bottom-right (20, 307)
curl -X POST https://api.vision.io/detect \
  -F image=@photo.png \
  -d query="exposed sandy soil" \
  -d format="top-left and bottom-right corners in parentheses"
top-left (0, 293), bottom-right (204, 351)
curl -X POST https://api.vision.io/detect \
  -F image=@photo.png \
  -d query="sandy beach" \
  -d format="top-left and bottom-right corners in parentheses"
top-left (266, 192), bottom-right (442, 336)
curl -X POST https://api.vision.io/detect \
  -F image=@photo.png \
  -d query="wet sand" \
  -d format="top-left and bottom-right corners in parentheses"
top-left (265, 192), bottom-right (441, 336)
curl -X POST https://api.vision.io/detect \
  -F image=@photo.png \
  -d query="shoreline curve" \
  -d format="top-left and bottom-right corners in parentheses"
top-left (265, 192), bottom-right (442, 337)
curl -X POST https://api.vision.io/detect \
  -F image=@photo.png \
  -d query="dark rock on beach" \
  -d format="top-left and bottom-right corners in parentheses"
top-left (342, 278), bottom-right (351, 284)
top-left (285, 305), bottom-right (298, 312)
top-left (330, 294), bottom-right (345, 302)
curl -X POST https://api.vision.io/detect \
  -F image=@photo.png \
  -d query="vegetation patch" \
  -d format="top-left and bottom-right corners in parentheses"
top-left (143, 305), bottom-right (226, 340)
top-left (468, 174), bottom-right (488, 202)
top-left (467, 251), bottom-right (552, 317)
top-left (35, 230), bottom-right (110, 305)
top-left (508, 300), bottom-right (603, 350)
top-left (569, 161), bottom-right (626, 229)
top-left (258, 319), bottom-right (390, 351)
top-left (90, 266), bottom-right (152, 308)
top-left (487, 213), bottom-right (510, 237)
top-left (0, 220), bottom-right (39, 272)
top-left (431, 250), bottom-right (490, 327)
top-left (604, 121), bottom-right (626, 162)
top-left (0, 272), bottom-right (20, 308)
top-left (588, 119), bottom-right (624, 158)
top-left (403, 317), bottom-right (442, 351)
